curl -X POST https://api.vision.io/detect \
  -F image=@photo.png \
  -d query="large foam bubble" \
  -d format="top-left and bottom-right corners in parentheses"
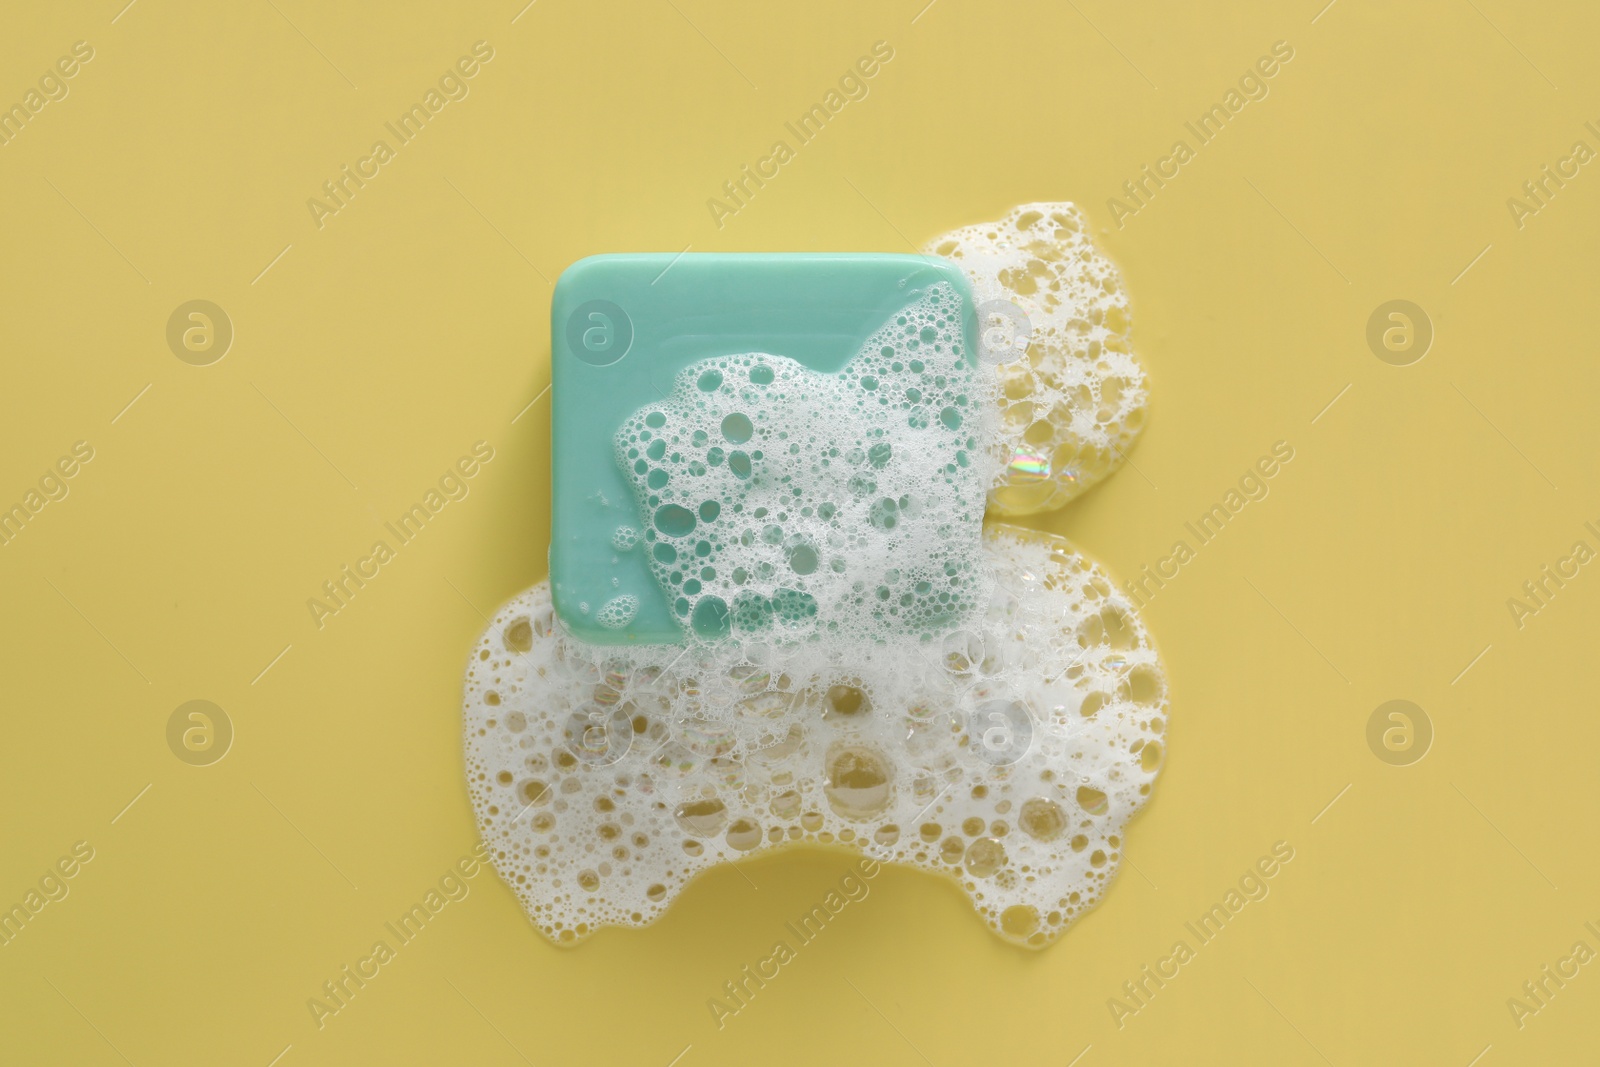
top-left (927, 203), bottom-right (1148, 515)
top-left (464, 525), bottom-right (1166, 947)
top-left (463, 204), bottom-right (1164, 949)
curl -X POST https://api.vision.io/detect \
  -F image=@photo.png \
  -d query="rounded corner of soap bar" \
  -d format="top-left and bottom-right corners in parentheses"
top-left (906, 252), bottom-right (973, 290)
top-left (554, 253), bottom-right (618, 288)
top-left (548, 572), bottom-right (656, 646)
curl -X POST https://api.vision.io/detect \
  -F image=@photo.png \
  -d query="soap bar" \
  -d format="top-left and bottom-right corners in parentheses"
top-left (549, 253), bottom-right (980, 644)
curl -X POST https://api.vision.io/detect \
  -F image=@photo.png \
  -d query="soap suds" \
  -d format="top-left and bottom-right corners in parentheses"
top-left (613, 281), bottom-right (995, 642)
top-left (463, 204), bottom-right (1164, 949)
top-left (464, 526), bottom-right (1165, 948)
top-left (928, 203), bottom-right (1148, 515)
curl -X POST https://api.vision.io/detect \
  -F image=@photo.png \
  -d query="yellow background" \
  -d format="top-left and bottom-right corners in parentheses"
top-left (2, 0), bottom-right (1597, 1063)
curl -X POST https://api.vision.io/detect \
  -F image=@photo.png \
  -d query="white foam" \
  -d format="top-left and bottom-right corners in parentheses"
top-left (463, 205), bottom-right (1165, 949)
top-left (927, 203), bottom-right (1148, 515)
top-left (596, 595), bottom-right (638, 629)
top-left (464, 525), bottom-right (1166, 947)
top-left (613, 281), bottom-right (995, 642)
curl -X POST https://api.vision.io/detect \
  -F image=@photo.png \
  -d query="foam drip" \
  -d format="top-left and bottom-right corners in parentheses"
top-left (463, 525), bottom-right (1166, 948)
top-left (927, 203), bottom-right (1148, 515)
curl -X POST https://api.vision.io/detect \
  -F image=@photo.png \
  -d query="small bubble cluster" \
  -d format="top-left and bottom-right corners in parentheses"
top-left (613, 282), bottom-right (994, 642)
top-left (928, 203), bottom-right (1148, 515)
top-left (595, 595), bottom-right (638, 630)
top-left (463, 526), bottom-right (1167, 948)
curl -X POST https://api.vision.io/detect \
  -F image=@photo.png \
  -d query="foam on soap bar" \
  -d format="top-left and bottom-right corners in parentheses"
top-left (927, 203), bottom-right (1148, 515)
top-left (462, 204), bottom-right (1166, 949)
top-left (613, 281), bottom-right (995, 642)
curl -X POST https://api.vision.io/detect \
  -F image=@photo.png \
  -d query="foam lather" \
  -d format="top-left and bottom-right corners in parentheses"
top-left (613, 281), bottom-right (991, 643)
top-left (464, 526), bottom-right (1166, 947)
top-left (464, 206), bottom-right (1163, 948)
top-left (928, 203), bottom-right (1149, 515)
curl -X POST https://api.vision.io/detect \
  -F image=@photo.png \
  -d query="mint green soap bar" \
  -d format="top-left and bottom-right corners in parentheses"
top-left (549, 253), bottom-right (979, 645)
